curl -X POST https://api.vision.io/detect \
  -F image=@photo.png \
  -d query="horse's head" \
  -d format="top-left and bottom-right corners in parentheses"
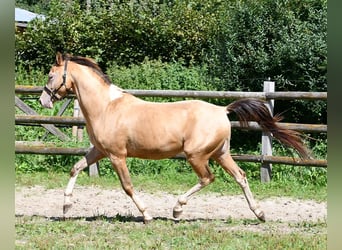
top-left (40, 52), bottom-right (73, 108)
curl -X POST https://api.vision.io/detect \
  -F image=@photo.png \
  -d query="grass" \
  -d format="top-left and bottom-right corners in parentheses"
top-left (16, 169), bottom-right (327, 202)
top-left (15, 165), bottom-right (327, 249)
top-left (15, 215), bottom-right (326, 250)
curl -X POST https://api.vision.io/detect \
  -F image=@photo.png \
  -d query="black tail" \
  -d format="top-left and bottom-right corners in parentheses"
top-left (226, 98), bottom-right (310, 159)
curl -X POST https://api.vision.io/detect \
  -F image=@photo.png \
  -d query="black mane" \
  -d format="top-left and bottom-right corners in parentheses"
top-left (64, 54), bottom-right (112, 85)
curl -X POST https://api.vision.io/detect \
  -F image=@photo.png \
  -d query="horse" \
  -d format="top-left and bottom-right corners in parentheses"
top-left (40, 52), bottom-right (310, 223)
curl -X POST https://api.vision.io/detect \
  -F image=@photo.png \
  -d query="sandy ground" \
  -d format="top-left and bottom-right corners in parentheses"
top-left (15, 185), bottom-right (326, 224)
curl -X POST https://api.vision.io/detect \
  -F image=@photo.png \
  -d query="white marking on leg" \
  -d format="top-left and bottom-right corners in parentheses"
top-left (131, 193), bottom-right (153, 222)
top-left (173, 182), bottom-right (205, 218)
top-left (237, 176), bottom-right (265, 221)
top-left (64, 157), bottom-right (87, 196)
top-left (63, 157), bottom-right (88, 214)
top-left (63, 174), bottom-right (78, 214)
top-left (65, 175), bottom-right (77, 196)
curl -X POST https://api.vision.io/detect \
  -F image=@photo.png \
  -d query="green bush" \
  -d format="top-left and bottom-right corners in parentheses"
top-left (16, 0), bottom-right (218, 71)
top-left (204, 0), bottom-right (327, 124)
top-left (106, 58), bottom-right (213, 101)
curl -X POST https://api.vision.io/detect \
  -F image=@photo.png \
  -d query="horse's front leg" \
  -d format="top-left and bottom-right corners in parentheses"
top-left (63, 147), bottom-right (105, 215)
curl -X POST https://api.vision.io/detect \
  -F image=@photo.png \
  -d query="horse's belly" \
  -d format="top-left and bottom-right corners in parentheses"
top-left (126, 140), bottom-right (183, 160)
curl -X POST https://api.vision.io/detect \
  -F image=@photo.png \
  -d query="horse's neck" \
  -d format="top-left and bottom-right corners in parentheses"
top-left (72, 72), bottom-right (122, 123)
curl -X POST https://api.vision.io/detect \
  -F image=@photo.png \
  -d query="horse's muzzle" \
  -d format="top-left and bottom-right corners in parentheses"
top-left (39, 92), bottom-right (53, 109)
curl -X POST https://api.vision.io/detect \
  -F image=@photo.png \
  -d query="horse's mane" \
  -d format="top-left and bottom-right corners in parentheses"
top-left (63, 54), bottom-right (112, 85)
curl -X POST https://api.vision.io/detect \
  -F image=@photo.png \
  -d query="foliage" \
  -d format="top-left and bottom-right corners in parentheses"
top-left (207, 0), bottom-right (327, 89)
top-left (107, 59), bottom-right (211, 90)
top-left (15, 64), bottom-right (47, 85)
top-left (16, 0), bottom-right (218, 71)
top-left (15, 0), bottom-right (50, 14)
top-left (106, 58), bottom-right (213, 102)
top-left (204, 0), bottom-right (327, 124)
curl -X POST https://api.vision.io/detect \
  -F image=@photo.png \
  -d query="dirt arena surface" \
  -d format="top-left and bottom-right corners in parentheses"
top-left (15, 185), bottom-right (326, 226)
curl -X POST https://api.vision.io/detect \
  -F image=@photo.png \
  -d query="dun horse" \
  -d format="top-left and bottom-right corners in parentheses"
top-left (40, 53), bottom-right (310, 223)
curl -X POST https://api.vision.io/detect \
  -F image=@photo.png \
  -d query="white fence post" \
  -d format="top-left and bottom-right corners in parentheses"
top-left (261, 80), bottom-right (275, 182)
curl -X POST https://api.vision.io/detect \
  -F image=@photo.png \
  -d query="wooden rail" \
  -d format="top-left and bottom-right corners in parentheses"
top-left (15, 85), bottom-right (327, 100)
top-left (14, 142), bottom-right (327, 168)
top-left (15, 115), bottom-right (327, 133)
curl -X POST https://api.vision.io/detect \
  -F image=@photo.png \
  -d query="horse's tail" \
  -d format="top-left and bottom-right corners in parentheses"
top-left (226, 98), bottom-right (310, 159)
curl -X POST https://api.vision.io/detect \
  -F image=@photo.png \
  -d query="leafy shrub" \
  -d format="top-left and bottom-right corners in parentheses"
top-left (204, 0), bottom-right (327, 124)
top-left (16, 0), bottom-right (218, 71)
top-left (106, 58), bottom-right (213, 101)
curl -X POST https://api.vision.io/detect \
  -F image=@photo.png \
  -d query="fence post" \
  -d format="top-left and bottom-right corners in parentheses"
top-left (261, 80), bottom-right (275, 182)
top-left (73, 99), bottom-right (99, 177)
top-left (72, 100), bottom-right (84, 141)
top-left (88, 143), bottom-right (100, 177)
top-left (72, 99), bottom-right (79, 138)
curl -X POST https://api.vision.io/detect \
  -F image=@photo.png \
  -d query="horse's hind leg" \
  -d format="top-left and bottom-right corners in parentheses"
top-left (214, 153), bottom-right (265, 222)
top-left (63, 147), bottom-right (105, 215)
top-left (173, 156), bottom-right (215, 219)
top-left (109, 155), bottom-right (153, 224)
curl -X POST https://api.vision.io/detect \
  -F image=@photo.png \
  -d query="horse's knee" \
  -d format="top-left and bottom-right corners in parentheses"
top-left (70, 164), bottom-right (82, 177)
top-left (200, 174), bottom-right (215, 186)
top-left (70, 167), bottom-right (77, 177)
top-left (235, 174), bottom-right (248, 188)
top-left (69, 157), bottom-right (88, 177)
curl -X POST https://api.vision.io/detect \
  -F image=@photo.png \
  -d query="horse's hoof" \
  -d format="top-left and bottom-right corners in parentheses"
top-left (257, 211), bottom-right (266, 222)
top-left (63, 203), bottom-right (72, 215)
top-left (144, 217), bottom-right (153, 224)
top-left (173, 209), bottom-right (183, 219)
top-left (142, 211), bottom-right (153, 224)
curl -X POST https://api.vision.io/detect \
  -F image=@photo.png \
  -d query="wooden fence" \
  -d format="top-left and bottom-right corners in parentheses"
top-left (15, 82), bottom-right (327, 181)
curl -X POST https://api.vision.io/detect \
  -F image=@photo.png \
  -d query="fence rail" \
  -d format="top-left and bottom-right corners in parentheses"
top-left (15, 142), bottom-right (327, 167)
top-left (15, 115), bottom-right (327, 133)
top-left (15, 85), bottom-right (327, 100)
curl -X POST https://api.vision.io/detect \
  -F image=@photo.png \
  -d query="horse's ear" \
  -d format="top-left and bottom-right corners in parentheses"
top-left (56, 52), bottom-right (63, 65)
